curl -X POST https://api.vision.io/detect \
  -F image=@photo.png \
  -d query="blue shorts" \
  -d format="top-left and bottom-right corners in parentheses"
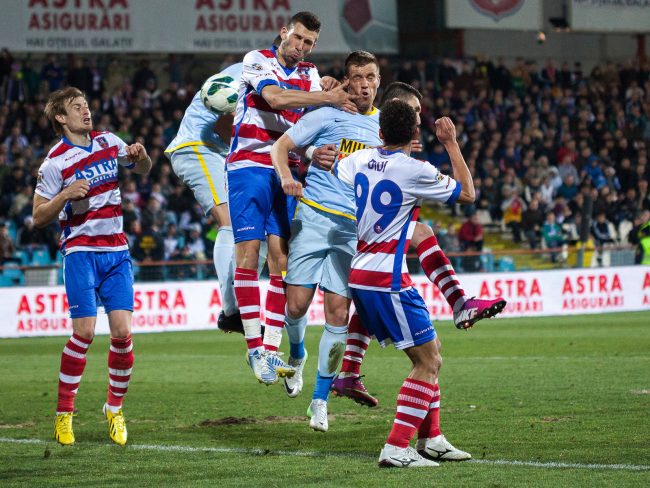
top-left (227, 167), bottom-right (292, 243)
top-left (350, 288), bottom-right (436, 350)
top-left (285, 203), bottom-right (356, 298)
top-left (64, 250), bottom-right (134, 319)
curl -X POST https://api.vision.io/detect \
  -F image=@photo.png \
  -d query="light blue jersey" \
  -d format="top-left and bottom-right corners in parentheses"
top-left (165, 63), bottom-right (243, 157)
top-left (286, 106), bottom-right (381, 219)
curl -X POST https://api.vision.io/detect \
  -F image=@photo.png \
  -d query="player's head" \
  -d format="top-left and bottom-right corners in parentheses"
top-left (44, 87), bottom-right (91, 136)
top-left (278, 11), bottom-right (321, 67)
top-left (379, 99), bottom-right (418, 147)
top-left (344, 51), bottom-right (380, 114)
top-left (380, 81), bottom-right (422, 125)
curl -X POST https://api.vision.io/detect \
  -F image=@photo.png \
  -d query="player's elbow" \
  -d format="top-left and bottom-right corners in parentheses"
top-left (265, 92), bottom-right (286, 110)
top-left (32, 213), bottom-right (48, 229)
top-left (457, 190), bottom-right (476, 204)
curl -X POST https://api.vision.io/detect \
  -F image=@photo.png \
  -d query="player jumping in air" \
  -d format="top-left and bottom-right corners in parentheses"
top-left (333, 100), bottom-right (473, 467)
top-left (165, 62), bottom-right (267, 334)
top-left (34, 87), bottom-right (153, 446)
top-left (227, 11), bottom-right (355, 385)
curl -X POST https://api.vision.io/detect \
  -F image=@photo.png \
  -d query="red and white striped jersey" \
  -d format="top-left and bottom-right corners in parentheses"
top-left (334, 147), bottom-right (462, 292)
top-left (35, 131), bottom-right (133, 255)
top-left (228, 46), bottom-right (321, 171)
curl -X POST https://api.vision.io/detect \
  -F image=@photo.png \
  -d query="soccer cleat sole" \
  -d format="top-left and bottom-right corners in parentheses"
top-left (458, 299), bottom-right (507, 330)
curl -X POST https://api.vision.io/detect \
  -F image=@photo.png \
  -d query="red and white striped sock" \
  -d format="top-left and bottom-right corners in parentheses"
top-left (234, 267), bottom-right (262, 352)
top-left (339, 313), bottom-right (371, 378)
top-left (106, 335), bottom-right (134, 413)
top-left (417, 383), bottom-right (441, 440)
top-left (263, 274), bottom-right (286, 352)
top-left (417, 235), bottom-right (467, 312)
top-left (56, 333), bottom-right (92, 413)
top-left (386, 377), bottom-right (435, 448)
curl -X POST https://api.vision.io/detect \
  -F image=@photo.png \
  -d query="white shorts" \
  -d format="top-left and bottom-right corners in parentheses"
top-left (167, 145), bottom-right (227, 215)
top-left (285, 203), bottom-right (356, 298)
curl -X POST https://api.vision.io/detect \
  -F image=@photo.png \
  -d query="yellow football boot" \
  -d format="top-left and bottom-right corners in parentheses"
top-left (54, 412), bottom-right (75, 446)
top-left (103, 404), bottom-right (128, 446)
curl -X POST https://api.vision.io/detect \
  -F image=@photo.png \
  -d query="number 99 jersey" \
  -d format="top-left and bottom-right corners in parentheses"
top-left (334, 147), bottom-right (462, 293)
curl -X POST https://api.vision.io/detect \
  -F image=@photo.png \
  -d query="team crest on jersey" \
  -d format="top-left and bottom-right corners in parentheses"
top-left (97, 136), bottom-right (109, 149)
top-left (296, 66), bottom-right (310, 80)
top-left (374, 224), bottom-right (383, 233)
top-left (251, 63), bottom-right (263, 71)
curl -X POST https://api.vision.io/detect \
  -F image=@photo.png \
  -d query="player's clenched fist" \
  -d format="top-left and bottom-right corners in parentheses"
top-left (311, 143), bottom-right (338, 170)
top-left (63, 179), bottom-right (90, 200)
top-left (281, 177), bottom-right (304, 197)
top-left (435, 117), bottom-right (457, 145)
top-left (125, 142), bottom-right (148, 162)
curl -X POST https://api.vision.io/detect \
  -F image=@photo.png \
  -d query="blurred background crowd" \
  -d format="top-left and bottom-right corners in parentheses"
top-left (0, 49), bottom-right (649, 276)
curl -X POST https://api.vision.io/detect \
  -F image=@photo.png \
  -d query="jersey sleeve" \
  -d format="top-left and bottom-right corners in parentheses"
top-left (112, 134), bottom-right (133, 168)
top-left (413, 161), bottom-right (462, 205)
top-left (333, 153), bottom-right (355, 187)
top-left (285, 109), bottom-right (329, 148)
top-left (309, 68), bottom-right (322, 93)
top-left (242, 51), bottom-right (278, 95)
top-left (35, 158), bottom-right (63, 200)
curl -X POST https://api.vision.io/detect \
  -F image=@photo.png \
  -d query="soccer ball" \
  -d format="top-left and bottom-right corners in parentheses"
top-left (200, 72), bottom-right (239, 114)
top-left (338, 0), bottom-right (398, 53)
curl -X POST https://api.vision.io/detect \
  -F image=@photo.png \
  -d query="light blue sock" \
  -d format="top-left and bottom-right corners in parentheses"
top-left (312, 323), bottom-right (347, 401)
top-left (213, 226), bottom-right (237, 316)
top-left (285, 308), bottom-right (307, 360)
top-left (312, 373), bottom-right (335, 401)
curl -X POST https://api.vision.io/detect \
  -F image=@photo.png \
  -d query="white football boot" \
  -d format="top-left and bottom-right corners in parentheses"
top-left (378, 444), bottom-right (439, 468)
top-left (307, 399), bottom-right (328, 432)
top-left (416, 434), bottom-right (472, 461)
top-left (284, 350), bottom-right (308, 398)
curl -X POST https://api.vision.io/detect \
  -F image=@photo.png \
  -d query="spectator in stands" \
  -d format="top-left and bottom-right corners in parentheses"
top-left (501, 186), bottom-right (525, 243)
top-left (0, 222), bottom-right (16, 264)
top-left (591, 211), bottom-right (617, 267)
top-left (458, 213), bottom-right (483, 272)
top-left (40, 55), bottom-right (65, 93)
top-left (541, 212), bottom-right (565, 262)
top-left (557, 174), bottom-right (579, 201)
top-left (521, 198), bottom-right (545, 249)
top-left (130, 221), bottom-right (165, 281)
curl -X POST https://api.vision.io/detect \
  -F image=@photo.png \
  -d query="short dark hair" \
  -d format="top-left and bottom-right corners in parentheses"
top-left (288, 11), bottom-right (321, 32)
top-left (380, 99), bottom-right (417, 146)
top-left (380, 81), bottom-right (422, 107)
top-left (344, 50), bottom-right (379, 76)
top-left (44, 87), bottom-right (85, 135)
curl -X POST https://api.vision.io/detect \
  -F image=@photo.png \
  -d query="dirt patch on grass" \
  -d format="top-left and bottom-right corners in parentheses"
top-left (630, 389), bottom-right (650, 395)
top-left (198, 412), bottom-right (368, 427)
top-left (540, 416), bottom-right (574, 423)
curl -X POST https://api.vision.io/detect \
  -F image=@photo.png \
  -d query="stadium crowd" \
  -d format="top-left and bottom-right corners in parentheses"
top-left (1, 49), bottom-right (649, 271)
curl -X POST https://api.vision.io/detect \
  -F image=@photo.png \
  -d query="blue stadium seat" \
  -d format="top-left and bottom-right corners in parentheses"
top-left (31, 248), bottom-right (52, 266)
top-left (13, 249), bottom-right (29, 265)
top-left (2, 263), bottom-right (24, 285)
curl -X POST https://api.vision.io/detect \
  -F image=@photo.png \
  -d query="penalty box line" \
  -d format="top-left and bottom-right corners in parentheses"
top-left (1, 437), bottom-right (649, 472)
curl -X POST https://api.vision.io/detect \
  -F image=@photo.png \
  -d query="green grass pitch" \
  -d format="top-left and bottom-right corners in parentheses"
top-left (1, 312), bottom-right (649, 487)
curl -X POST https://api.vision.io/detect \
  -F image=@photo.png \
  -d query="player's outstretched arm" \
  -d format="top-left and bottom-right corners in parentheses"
top-left (271, 133), bottom-right (303, 197)
top-left (436, 117), bottom-right (475, 204)
top-left (32, 179), bottom-right (90, 228)
top-left (125, 142), bottom-right (153, 175)
top-left (261, 82), bottom-right (357, 113)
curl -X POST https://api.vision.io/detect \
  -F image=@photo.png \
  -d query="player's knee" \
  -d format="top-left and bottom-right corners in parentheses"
top-left (412, 221), bottom-right (434, 245)
top-left (325, 307), bottom-right (349, 326)
top-left (286, 299), bottom-right (308, 320)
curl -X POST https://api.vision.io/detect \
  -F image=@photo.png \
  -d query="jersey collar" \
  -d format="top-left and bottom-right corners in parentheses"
top-left (62, 134), bottom-right (93, 152)
top-left (377, 147), bottom-right (404, 156)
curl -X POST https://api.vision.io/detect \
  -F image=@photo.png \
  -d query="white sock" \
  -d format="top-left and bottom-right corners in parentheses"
top-left (214, 226), bottom-right (237, 316)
